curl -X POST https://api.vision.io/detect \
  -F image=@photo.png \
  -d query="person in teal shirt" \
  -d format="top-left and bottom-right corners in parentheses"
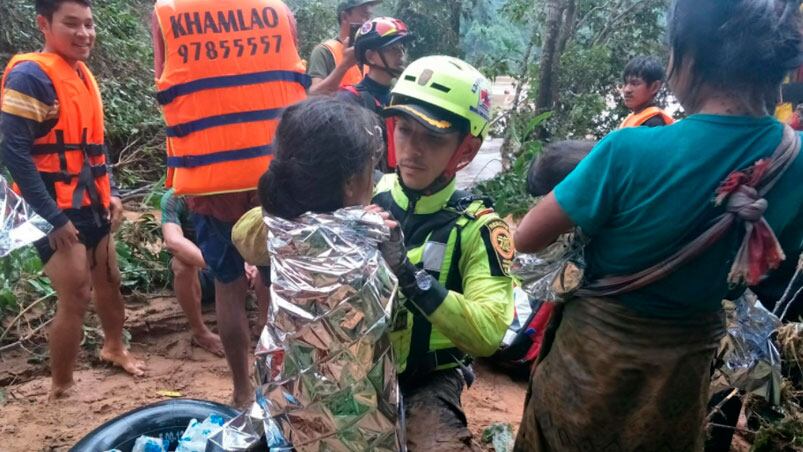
top-left (513, 0), bottom-right (803, 451)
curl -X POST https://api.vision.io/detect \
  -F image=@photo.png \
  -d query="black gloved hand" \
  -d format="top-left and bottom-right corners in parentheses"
top-left (379, 222), bottom-right (408, 275)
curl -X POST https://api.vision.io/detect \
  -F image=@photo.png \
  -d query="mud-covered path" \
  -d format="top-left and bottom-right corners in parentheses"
top-left (0, 296), bottom-right (527, 451)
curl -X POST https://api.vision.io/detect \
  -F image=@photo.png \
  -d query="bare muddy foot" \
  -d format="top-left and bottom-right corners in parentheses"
top-left (231, 386), bottom-right (254, 410)
top-left (100, 347), bottom-right (146, 376)
top-left (192, 332), bottom-right (225, 357)
top-left (49, 379), bottom-right (76, 400)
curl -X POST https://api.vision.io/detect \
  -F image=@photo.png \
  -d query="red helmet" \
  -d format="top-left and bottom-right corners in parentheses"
top-left (354, 17), bottom-right (413, 67)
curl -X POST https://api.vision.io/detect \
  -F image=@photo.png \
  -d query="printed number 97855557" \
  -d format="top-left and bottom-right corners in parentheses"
top-left (177, 35), bottom-right (283, 63)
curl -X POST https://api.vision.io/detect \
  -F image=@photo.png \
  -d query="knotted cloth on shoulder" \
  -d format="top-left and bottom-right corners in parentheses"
top-left (577, 125), bottom-right (800, 298)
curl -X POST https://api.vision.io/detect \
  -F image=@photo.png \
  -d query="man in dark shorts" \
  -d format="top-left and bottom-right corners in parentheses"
top-left (160, 189), bottom-right (223, 356)
top-left (152, 0), bottom-right (308, 407)
top-left (0, 0), bottom-right (145, 398)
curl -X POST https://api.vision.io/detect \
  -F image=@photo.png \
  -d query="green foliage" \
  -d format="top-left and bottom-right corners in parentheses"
top-left (89, 0), bottom-right (161, 142)
top-left (475, 112), bottom-right (551, 218)
top-left (0, 247), bottom-right (52, 323)
top-left (286, 0), bottom-right (338, 62)
top-left (0, 215), bottom-right (170, 347)
top-left (115, 213), bottom-right (171, 293)
top-left (548, 0), bottom-right (671, 138)
top-left (0, 0), bottom-right (164, 186)
top-left (752, 415), bottom-right (803, 452)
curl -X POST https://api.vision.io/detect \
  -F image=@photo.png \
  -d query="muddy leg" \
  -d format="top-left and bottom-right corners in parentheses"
top-left (44, 241), bottom-right (91, 398)
top-left (172, 257), bottom-right (223, 356)
top-left (404, 370), bottom-right (480, 452)
top-left (215, 276), bottom-right (252, 408)
top-left (91, 235), bottom-right (145, 376)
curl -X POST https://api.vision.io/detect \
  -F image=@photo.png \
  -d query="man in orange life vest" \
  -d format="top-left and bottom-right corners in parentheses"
top-left (152, 0), bottom-right (308, 407)
top-left (619, 56), bottom-right (674, 128)
top-left (0, 0), bottom-right (146, 398)
top-left (307, 0), bottom-right (381, 95)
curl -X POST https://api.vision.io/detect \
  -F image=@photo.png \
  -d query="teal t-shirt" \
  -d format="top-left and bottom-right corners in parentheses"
top-left (554, 114), bottom-right (803, 318)
top-left (160, 188), bottom-right (194, 240)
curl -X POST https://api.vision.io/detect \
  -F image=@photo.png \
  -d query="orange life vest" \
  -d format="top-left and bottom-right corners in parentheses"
top-left (155, 0), bottom-right (309, 196)
top-left (619, 106), bottom-right (674, 129)
top-left (341, 84), bottom-right (397, 170)
top-left (322, 39), bottom-right (364, 87)
top-left (1, 53), bottom-right (111, 211)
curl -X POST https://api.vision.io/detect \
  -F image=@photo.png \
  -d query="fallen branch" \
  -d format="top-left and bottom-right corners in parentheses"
top-left (707, 422), bottom-right (757, 435)
top-left (0, 317), bottom-right (54, 353)
top-left (0, 293), bottom-right (54, 344)
top-left (706, 388), bottom-right (741, 421)
top-left (774, 252), bottom-right (803, 320)
top-left (120, 183), bottom-right (158, 202)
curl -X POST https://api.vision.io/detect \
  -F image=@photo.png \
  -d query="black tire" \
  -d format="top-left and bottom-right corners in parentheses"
top-left (72, 399), bottom-right (239, 452)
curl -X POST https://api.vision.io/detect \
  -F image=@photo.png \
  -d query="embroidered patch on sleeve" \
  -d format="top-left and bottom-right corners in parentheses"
top-left (486, 218), bottom-right (514, 274)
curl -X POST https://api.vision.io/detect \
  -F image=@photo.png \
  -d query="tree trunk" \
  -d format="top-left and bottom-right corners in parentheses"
top-left (448, 0), bottom-right (462, 57)
top-left (535, 0), bottom-right (565, 114)
top-left (500, 27), bottom-right (537, 169)
top-left (551, 0), bottom-right (577, 108)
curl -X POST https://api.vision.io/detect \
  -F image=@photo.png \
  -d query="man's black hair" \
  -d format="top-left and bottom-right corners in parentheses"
top-left (623, 56), bottom-right (665, 85)
top-left (668, 0), bottom-right (802, 111)
top-left (259, 97), bottom-right (383, 220)
top-left (36, 0), bottom-right (91, 20)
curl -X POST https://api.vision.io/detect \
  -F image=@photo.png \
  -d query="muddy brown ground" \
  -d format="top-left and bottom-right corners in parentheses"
top-left (0, 296), bottom-right (528, 451)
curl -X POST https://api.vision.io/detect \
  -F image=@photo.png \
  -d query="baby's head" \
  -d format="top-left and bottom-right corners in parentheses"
top-left (527, 140), bottom-right (595, 197)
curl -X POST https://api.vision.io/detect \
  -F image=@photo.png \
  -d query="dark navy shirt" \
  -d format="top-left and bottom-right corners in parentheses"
top-left (336, 75), bottom-right (392, 113)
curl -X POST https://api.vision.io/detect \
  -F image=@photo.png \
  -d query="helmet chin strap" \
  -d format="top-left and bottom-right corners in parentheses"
top-left (365, 51), bottom-right (404, 78)
top-left (440, 135), bottom-right (478, 182)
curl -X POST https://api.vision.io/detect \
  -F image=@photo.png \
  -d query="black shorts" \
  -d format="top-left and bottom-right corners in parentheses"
top-left (34, 208), bottom-right (110, 265)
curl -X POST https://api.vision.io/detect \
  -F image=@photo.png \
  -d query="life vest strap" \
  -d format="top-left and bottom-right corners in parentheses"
top-left (31, 142), bottom-right (106, 156)
top-left (71, 128), bottom-right (104, 212)
top-left (39, 164), bottom-right (107, 183)
top-left (156, 69), bottom-right (311, 106)
top-left (166, 107), bottom-right (285, 138)
top-left (166, 144), bottom-right (273, 169)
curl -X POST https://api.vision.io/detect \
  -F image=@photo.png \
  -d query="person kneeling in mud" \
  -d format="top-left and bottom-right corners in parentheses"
top-left (161, 188), bottom-right (270, 354)
top-left (370, 56), bottom-right (516, 451)
top-left (254, 78), bottom-right (515, 449)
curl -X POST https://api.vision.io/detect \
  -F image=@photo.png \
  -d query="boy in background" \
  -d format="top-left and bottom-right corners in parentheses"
top-left (619, 56), bottom-right (674, 128)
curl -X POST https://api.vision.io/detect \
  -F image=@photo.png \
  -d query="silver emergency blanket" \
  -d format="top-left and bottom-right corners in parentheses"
top-left (210, 207), bottom-right (403, 451)
top-left (0, 178), bottom-right (52, 256)
top-left (712, 290), bottom-right (782, 405)
top-left (511, 232), bottom-right (584, 303)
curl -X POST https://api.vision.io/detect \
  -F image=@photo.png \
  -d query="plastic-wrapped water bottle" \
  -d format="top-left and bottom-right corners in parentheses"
top-left (131, 435), bottom-right (168, 452)
top-left (175, 415), bottom-right (226, 452)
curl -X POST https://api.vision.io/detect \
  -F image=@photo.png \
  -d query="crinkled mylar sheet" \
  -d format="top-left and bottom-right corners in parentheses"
top-left (511, 232), bottom-right (585, 303)
top-left (208, 207), bottom-right (404, 451)
top-left (712, 290), bottom-right (782, 405)
top-left (0, 178), bottom-right (52, 257)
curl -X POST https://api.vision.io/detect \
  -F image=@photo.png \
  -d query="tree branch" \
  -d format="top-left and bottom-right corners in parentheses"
top-left (592, 0), bottom-right (651, 45)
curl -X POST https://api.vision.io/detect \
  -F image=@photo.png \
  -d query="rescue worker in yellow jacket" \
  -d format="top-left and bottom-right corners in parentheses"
top-left (0, 0), bottom-right (145, 398)
top-left (371, 56), bottom-right (516, 451)
top-left (619, 56), bottom-right (674, 128)
top-left (152, 0), bottom-right (308, 407)
top-left (307, 0), bottom-right (381, 95)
